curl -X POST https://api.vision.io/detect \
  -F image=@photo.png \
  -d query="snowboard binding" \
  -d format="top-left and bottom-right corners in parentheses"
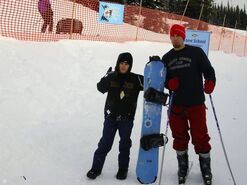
top-left (140, 134), bottom-right (168, 151)
top-left (144, 87), bottom-right (168, 106)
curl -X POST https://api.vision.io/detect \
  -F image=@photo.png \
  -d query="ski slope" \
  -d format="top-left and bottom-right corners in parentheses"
top-left (0, 36), bottom-right (246, 185)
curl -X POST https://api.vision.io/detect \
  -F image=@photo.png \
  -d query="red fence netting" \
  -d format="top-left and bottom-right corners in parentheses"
top-left (0, 0), bottom-right (246, 56)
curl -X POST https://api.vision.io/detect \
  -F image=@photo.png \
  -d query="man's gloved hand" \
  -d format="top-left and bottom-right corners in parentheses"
top-left (149, 56), bottom-right (161, 61)
top-left (167, 77), bottom-right (179, 91)
top-left (204, 80), bottom-right (215, 94)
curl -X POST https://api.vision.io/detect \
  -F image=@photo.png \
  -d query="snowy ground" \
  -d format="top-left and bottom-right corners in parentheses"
top-left (0, 37), bottom-right (246, 185)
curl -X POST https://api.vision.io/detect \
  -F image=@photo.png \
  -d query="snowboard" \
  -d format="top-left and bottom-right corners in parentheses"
top-left (136, 60), bottom-right (166, 184)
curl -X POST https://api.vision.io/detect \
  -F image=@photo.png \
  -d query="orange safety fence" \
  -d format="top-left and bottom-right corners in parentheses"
top-left (0, 0), bottom-right (246, 57)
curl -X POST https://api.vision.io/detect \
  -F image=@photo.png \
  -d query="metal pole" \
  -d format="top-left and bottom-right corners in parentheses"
top-left (180, 0), bottom-right (190, 22)
top-left (70, 0), bottom-right (76, 39)
top-left (244, 25), bottom-right (247, 56)
top-left (218, 14), bottom-right (226, 50)
top-left (196, 2), bottom-right (204, 30)
top-left (135, 0), bottom-right (143, 41)
top-left (209, 95), bottom-right (237, 185)
top-left (222, 14), bottom-right (226, 27)
top-left (231, 20), bottom-right (237, 53)
top-left (158, 92), bottom-right (174, 185)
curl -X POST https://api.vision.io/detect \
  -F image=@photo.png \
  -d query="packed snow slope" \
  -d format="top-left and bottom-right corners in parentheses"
top-left (0, 37), bottom-right (246, 185)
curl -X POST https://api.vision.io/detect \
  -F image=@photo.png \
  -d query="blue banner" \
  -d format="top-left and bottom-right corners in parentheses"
top-left (98, 2), bottom-right (124, 24)
top-left (185, 30), bottom-right (211, 56)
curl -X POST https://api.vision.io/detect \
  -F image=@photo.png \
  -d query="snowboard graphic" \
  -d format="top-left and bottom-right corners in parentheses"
top-left (136, 60), bottom-right (166, 184)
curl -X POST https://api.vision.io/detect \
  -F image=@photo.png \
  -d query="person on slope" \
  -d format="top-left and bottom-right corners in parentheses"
top-left (162, 24), bottom-right (216, 185)
top-left (87, 52), bottom-right (143, 180)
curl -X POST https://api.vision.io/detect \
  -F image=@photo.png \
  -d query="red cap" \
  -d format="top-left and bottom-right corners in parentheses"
top-left (170, 24), bottom-right (186, 40)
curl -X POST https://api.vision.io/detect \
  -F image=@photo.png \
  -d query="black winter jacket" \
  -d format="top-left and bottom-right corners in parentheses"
top-left (97, 72), bottom-right (143, 120)
top-left (162, 45), bottom-right (216, 106)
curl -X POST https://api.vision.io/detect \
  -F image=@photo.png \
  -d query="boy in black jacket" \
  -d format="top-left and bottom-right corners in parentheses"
top-left (87, 52), bottom-right (143, 180)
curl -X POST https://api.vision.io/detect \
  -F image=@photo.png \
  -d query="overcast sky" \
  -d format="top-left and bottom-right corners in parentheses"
top-left (214, 0), bottom-right (246, 9)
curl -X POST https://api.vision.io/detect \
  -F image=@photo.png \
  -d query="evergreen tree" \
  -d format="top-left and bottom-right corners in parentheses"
top-left (184, 0), bottom-right (202, 19)
top-left (201, 0), bottom-right (214, 22)
top-left (168, 0), bottom-right (177, 13)
top-left (124, 0), bottom-right (247, 30)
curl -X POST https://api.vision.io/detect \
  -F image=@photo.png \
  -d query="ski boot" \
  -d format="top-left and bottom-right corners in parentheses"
top-left (199, 153), bottom-right (212, 185)
top-left (177, 151), bottom-right (189, 184)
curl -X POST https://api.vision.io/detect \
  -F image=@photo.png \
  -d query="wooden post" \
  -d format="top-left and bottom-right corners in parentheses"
top-left (218, 14), bottom-right (226, 50)
top-left (70, 0), bottom-right (76, 39)
top-left (135, 0), bottom-right (143, 41)
top-left (180, 0), bottom-right (190, 22)
top-left (231, 20), bottom-right (237, 53)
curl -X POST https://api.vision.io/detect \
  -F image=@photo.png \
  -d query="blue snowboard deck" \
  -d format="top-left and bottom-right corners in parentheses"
top-left (136, 60), bottom-right (166, 184)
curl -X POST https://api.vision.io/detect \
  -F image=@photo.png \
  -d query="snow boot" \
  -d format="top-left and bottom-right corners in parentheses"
top-left (116, 169), bottom-right (128, 180)
top-left (86, 169), bottom-right (101, 179)
top-left (177, 150), bottom-right (189, 184)
top-left (199, 153), bottom-right (212, 185)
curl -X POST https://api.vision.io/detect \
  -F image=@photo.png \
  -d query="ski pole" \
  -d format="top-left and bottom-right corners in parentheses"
top-left (209, 94), bottom-right (237, 185)
top-left (158, 92), bottom-right (174, 185)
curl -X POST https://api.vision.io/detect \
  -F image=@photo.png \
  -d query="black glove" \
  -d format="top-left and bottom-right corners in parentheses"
top-left (98, 67), bottom-right (113, 93)
top-left (106, 67), bottom-right (112, 74)
top-left (149, 56), bottom-right (161, 62)
top-left (103, 67), bottom-right (112, 77)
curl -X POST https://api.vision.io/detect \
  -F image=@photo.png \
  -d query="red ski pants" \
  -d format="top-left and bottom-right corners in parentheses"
top-left (169, 104), bottom-right (211, 153)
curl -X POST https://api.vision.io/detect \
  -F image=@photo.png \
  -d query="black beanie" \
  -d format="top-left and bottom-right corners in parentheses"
top-left (115, 52), bottom-right (133, 73)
